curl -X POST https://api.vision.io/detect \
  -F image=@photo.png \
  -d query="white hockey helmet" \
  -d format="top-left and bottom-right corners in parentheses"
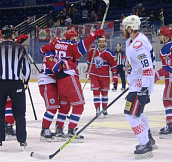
top-left (122, 15), bottom-right (141, 30)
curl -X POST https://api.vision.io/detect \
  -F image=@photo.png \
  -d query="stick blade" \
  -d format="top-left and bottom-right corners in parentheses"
top-left (30, 152), bottom-right (50, 160)
top-left (103, 0), bottom-right (109, 4)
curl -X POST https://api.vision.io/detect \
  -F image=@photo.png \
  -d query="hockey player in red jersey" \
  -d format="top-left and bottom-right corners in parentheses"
top-left (122, 15), bottom-right (157, 159)
top-left (40, 29), bottom-right (104, 142)
top-left (86, 35), bottom-right (118, 116)
top-left (155, 26), bottom-right (172, 138)
top-left (38, 36), bottom-right (65, 142)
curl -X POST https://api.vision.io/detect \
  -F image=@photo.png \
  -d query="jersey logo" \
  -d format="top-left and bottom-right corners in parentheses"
top-left (50, 98), bottom-right (55, 104)
top-left (94, 56), bottom-right (103, 68)
top-left (138, 53), bottom-right (146, 60)
top-left (133, 41), bottom-right (143, 49)
top-left (49, 57), bottom-right (54, 61)
top-left (125, 101), bottom-right (132, 111)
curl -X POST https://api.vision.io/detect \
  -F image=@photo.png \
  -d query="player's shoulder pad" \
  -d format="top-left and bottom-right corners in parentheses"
top-left (161, 41), bottom-right (172, 56)
top-left (106, 48), bottom-right (115, 56)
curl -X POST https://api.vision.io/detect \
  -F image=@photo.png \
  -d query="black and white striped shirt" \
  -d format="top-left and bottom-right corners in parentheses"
top-left (114, 50), bottom-right (126, 66)
top-left (0, 40), bottom-right (30, 84)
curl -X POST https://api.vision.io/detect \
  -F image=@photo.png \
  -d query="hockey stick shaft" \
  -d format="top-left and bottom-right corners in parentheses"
top-left (30, 87), bottom-right (128, 159)
top-left (28, 87), bottom-right (37, 120)
top-left (82, 0), bottom-right (110, 90)
top-left (28, 54), bottom-right (41, 73)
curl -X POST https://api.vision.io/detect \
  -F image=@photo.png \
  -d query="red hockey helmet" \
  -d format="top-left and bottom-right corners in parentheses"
top-left (65, 30), bottom-right (78, 40)
top-left (98, 35), bottom-right (107, 41)
top-left (159, 26), bottom-right (172, 40)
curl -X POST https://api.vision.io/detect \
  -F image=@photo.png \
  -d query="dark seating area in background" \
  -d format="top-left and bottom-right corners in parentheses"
top-left (0, 0), bottom-right (172, 30)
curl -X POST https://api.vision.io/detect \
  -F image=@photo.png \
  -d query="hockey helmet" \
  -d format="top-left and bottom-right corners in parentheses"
top-left (122, 15), bottom-right (141, 30)
top-left (1, 25), bottom-right (15, 39)
top-left (49, 36), bottom-right (62, 44)
top-left (159, 26), bottom-right (172, 40)
top-left (65, 30), bottom-right (78, 40)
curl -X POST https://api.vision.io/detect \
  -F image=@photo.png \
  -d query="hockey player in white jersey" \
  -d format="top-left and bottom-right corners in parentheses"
top-left (121, 15), bottom-right (157, 159)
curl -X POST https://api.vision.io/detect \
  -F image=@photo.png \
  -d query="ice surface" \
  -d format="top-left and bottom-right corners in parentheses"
top-left (0, 83), bottom-right (171, 162)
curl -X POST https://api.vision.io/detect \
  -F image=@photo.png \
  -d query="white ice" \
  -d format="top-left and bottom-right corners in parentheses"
top-left (0, 83), bottom-right (171, 162)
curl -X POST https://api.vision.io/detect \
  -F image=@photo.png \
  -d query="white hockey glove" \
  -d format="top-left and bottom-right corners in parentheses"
top-left (137, 87), bottom-right (150, 106)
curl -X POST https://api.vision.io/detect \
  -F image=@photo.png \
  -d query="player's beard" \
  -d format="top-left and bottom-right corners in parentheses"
top-left (124, 30), bottom-right (130, 39)
top-left (99, 44), bottom-right (106, 51)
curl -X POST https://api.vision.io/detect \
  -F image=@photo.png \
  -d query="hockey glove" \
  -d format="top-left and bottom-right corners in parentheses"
top-left (63, 59), bottom-right (77, 70)
top-left (89, 29), bottom-right (105, 40)
top-left (137, 87), bottom-right (150, 106)
top-left (85, 70), bottom-right (90, 80)
top-left (15, 34), bottom-right (28, 44)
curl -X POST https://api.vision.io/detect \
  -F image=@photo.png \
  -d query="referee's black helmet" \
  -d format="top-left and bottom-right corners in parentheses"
top-left (1, 25), bottom-right (15, 39)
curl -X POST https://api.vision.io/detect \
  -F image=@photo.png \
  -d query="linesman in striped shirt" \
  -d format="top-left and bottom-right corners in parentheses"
top-left (0, 25), bottom-right (31, 149)
top-left (112, 43), bottom-right (126, 91)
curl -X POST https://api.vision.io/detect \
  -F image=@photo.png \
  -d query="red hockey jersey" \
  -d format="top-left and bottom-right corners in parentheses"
top-left (87, 47), bottom-right (117, 77)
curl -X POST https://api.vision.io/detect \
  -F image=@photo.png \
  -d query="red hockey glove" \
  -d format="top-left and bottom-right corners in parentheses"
top-left (89, 29), bottom-right (105, 40)
top-left (85, 70), bottom-right (90, 80)
top-left (15, 34), bottom-right (28, 44)
top-left (63, 59), bottom-right (77, 70)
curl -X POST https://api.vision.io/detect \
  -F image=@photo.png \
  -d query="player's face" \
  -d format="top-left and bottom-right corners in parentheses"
top-left (70, 36), bottom-right (79, 42)
top-left (123, 27), bottom-right (131, 39)
top-left (98, 40), bottom-right (106, 49)
top-left (116, 44), bottom-right (121, 51)
top-left (159, 35), bottom-right (169, 44)
top-left (158, 34), bottom-right (164, 44)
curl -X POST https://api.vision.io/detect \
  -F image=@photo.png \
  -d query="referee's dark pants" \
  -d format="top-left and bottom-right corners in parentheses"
top-left (0, 80), bottom-right (26, 143)
top-left (117, 65), bottom-right (126, 89)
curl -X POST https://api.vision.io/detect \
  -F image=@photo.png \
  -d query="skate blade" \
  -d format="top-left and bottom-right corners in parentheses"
top-left (68, 138), bottom-right (84, 143)
top-left (159, 134), bottom-right (172, 139)
top-left (135, 151), bottom-right (153, 160)
top-left (52, 136), bottom-right (67, 142)
top-left (5, 135), bottom-right (16, 141)
top-left (40, 137), bottom-right (52, 142)
top-left (152, 144), bottom-right (158, 150)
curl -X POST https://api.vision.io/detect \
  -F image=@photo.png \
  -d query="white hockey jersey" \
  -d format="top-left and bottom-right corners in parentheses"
top-left (126, 33), bottom-right (155, 94)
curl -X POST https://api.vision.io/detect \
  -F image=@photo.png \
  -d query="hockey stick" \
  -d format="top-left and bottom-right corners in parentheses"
top-left (28, 87), bottom-right (37, 120)
top-left (82, 0), bottom-right (110, 90)
top-left (27, 54), bottom-right (39, 120)
top-left (28, 54), bottom-right (41, 73)
top-left (30, 87), bottom-right (129, 160)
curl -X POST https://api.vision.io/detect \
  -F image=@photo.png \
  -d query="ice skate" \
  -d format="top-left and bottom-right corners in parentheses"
top-left (96, 108), bottom-right (100, 116)
top-left (67, 128), bottom-right (84, 143)
top-left (40, 128), bottom-right (53, 142)
top-left (20, 141), bottom-right (27, 151)
top-left (103, 109), bottom-right (108, 116)
top-left (5, 123), bottom-right (16, 141)
top-left (136, 138), bottom-right (158, 151)
top-left (159, 123), bottom-right (172, 139)
top-left (52, 125), bottom-right (66, 142)
top-left (112, 87), bottom-right (117, 91)
top-left (134, 141), bottom-right (153, 160)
